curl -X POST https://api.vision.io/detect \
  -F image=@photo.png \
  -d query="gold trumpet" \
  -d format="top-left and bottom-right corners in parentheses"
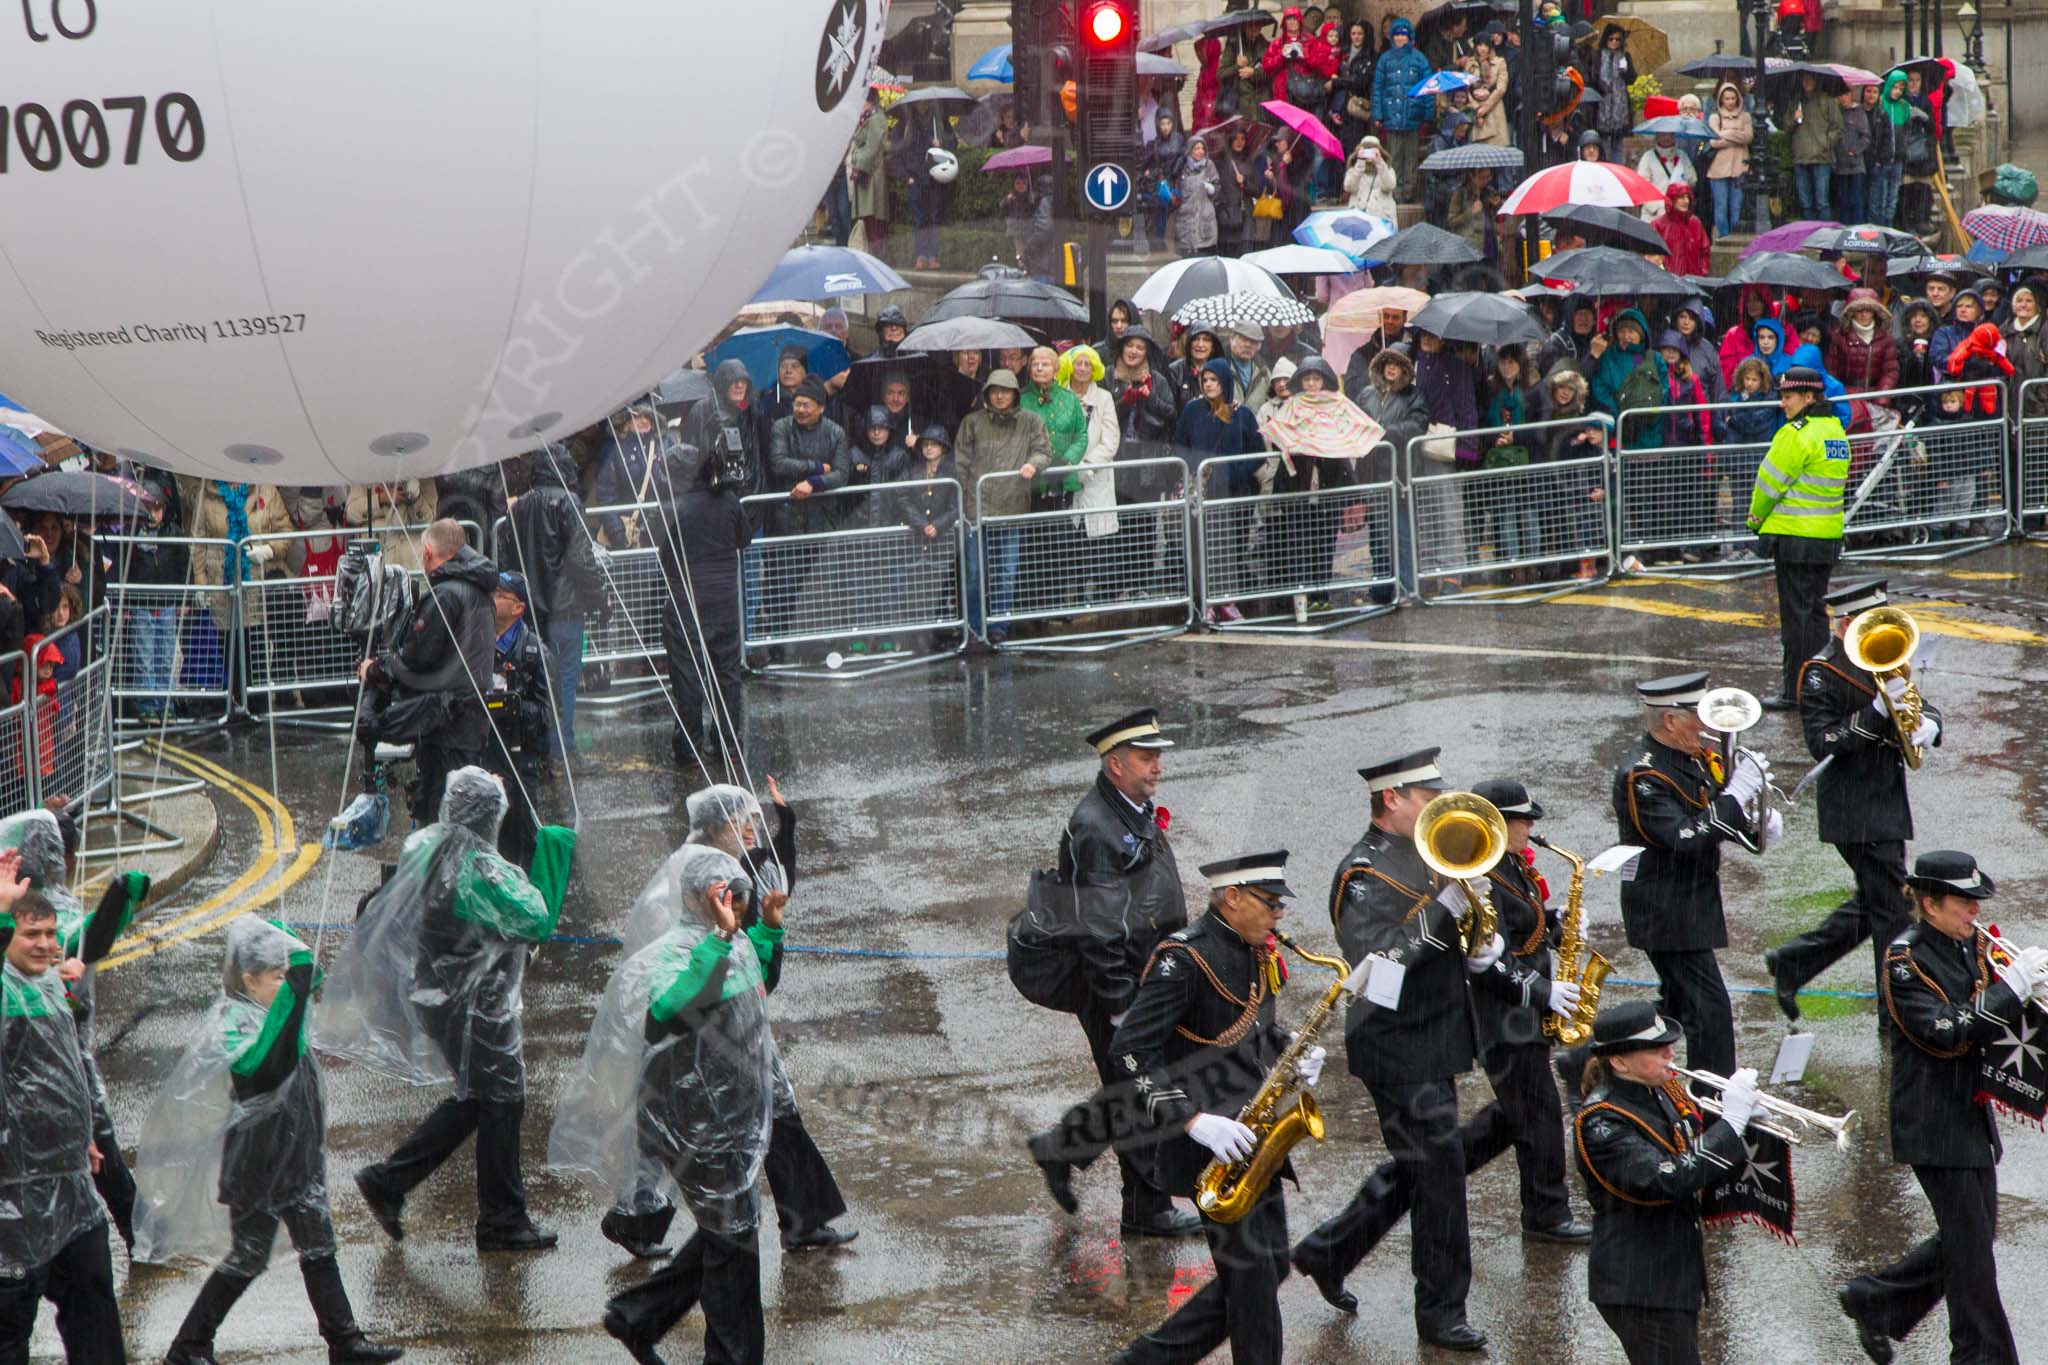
top-left (1673, 1067), bottom-right (1859, 1150)
top-left (1415, 791), bottom-right (1505, 953)
top-left (1843, 606), bottom-right (1926, 769)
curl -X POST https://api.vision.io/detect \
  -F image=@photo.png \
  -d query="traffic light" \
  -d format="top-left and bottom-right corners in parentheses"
top-left (1534, 22), bottom-right (1580, 122)
top-left (1011, 0), bottom-right (1073, 133)
top-left (1075, 0), bottom-right (1138, 205)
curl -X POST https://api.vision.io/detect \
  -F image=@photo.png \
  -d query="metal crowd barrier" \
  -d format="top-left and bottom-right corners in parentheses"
top-left (1194, 450), bottom-right (1398, 631)
top-left (2016, 376), bottom-right (2048, 535)
top-left (520, 503), bottom-right (674, 710)
top-left (974, 458), bottom-right (1192, 652)
top-left (1403, 417), bottom-right (1616, 605)
top-left (1614, 397), bottom-right (1773, 575)
top-left (0, 682), bottom-right (32, 821)
top-left (100, 535), bottom-right (239, 723)
top-left (741, 479), bottom-right (967, 678)
top-left (35, 605), bottom-right (113, 814)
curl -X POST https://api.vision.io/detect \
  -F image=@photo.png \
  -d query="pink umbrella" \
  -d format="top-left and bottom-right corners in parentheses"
top-left (1497, 160), bottom-right (1662, 215)
top-left (1819, 62), bottom-right (1882, 87)
top-left (982, 144), bottom-right (1052, 173)
top-left (1260, 99), bottom-right (1342, 160)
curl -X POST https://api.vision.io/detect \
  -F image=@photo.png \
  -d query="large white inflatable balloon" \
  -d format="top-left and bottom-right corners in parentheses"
top-left (0, 0), bottom-right (885, 484)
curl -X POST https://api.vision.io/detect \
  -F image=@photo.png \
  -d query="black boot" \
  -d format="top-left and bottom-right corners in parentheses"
top-left (165, 1270), bottom-right (253, 1364)
top-left (301, 1256), bottom-right (404, 1363)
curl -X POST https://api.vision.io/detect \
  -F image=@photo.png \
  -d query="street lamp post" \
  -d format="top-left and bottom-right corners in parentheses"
top-left (1958, 0), bottom-right (1987, 73)
top-left (1902, 0), bottom-right (1918, 59)
top-left (1745, 0), bottom-right (1776, 233)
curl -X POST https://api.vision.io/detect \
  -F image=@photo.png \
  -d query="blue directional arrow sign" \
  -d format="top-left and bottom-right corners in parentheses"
top-left (1084, 162), bottom-right (1133, 213)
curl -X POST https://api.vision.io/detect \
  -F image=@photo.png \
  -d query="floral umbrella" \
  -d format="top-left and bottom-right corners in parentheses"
top-left (1259, 391), bottom-right (1388, 475)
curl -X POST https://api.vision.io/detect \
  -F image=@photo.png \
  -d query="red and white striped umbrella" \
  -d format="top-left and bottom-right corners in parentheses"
top-left (1498, 160), bottom-right (1663, 216)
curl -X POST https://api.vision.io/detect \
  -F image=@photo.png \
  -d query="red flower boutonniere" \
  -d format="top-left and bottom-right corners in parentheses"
top-left (1155, 805), bottom-right (1171, 832)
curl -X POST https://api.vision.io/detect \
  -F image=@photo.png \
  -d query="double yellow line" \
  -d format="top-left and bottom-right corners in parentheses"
top-left (98, 740), bottom-right (323, 972)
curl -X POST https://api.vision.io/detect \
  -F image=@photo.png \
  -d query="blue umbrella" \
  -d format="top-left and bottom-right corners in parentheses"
top-left (1633, 115), bottom-right (1714, 140)
top-left (705, 326), bottom-right (850, 392)
top-left (1295, 209), bottom-right (1396, 263)
top-left (966, 44), bottom-right (1014, 83)
top-left (748, 245), bottom-right (909, 304)
top-left (0, 427), bottom-right (46, 477)
top-left (1409, 69), bottom-right (1475, 98)
top-left (0, 393), bottom-right (21, 412)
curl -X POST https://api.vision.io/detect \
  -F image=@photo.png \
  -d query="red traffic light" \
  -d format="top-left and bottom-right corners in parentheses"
top-left (1084, 1), bottom-right (1130, 46)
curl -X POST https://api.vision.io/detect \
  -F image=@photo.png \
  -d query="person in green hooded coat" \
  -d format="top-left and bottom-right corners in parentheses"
top-left (1589, 309), bottom-right (1652, 419)
top-left (1018, 345), bottom-right (1089, 511)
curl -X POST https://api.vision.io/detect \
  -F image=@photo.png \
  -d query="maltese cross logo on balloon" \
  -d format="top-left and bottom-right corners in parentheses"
top-left (0, 2), bottom-right (882, 489)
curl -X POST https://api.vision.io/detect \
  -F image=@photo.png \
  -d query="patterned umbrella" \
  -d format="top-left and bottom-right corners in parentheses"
top-left (1372, 222), bottom-right (1483, 266)
top-left (1739, 219), bottom-right (1840, 257)
top-left (1295, 209), bottom-right (1398, 263)
top-left (1497, 160), bottom-right (1663, 215)
top-left (1260, 391), bottom-right (1389, 466)
top-left (1261, 99), bottom-right (1342, 159)
top-left (1804, 223), bottom-right (1925, 258)
top-left (1410, 70), bottom-right (1477, 97)
top-left (1132, 255), bottom-right (1294, 314)
top-left (1173, 291), bottom-right (1318, 330)
top-left (1417, 143), bottom-right (1524, 173)
top-left (1963, 205), bottom-right (2048, 255)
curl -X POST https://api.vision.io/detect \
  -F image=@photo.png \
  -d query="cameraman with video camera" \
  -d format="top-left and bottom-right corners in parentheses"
top-left (653, 430), bottom-right (754, 771)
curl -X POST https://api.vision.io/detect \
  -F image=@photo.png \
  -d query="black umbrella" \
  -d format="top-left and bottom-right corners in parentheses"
top-left (0, 513), bottom-right (26, 561)
top-left (1, 470), bottom-right (149, 518)
top-left (1409, 292), bottom-right (1547, 346)
top-left (1539, 203), bottom-right (1667, 255)
top-left (898, 316), bottom-right (1042, 354)
top-left (1724, 251), bottom-right (1853, 291)
top-left (1999, 243), bottom-right (2048, 273)
top-left (1537, 246), bottom-right (1701, 297)
top-left (1675, 53), bottom-right (1768, 78)
top-left (1763, 63), bottom-right (1846, 95)
top-left (1886, 252), bottom-right (1989, 284)
top-left (1417, 143), bottom-right (1524, 173)
top-left (652, 367), bottom-right (712, 405)
top-left (921, 276), bottom-right (1090, 334)
top-left (1372, 223), bottom-right (1483, 267)
top-left (1804, 224), bottom-right (1926, 259)
top-left (1140, 10), bottom-right (1273, 53)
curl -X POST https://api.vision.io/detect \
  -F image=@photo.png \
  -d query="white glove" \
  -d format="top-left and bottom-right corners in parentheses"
top-left (1763, 808), bottom-right (1784, 843)
top-left (1911, 716), bottom-right (1939, 749)
top-left (1108, 1010), bottom-right (1128, 1029)
top-left (244, 543), bottom-right (275, 566)
top-left (1295, 1042), bottom-right (1327, 1088)
top-left (1715, 1066), bottom-right (1763, 1134)
top-left (1465, 932), bottom-right (1505, 973)
top-left (1187, 1113), bottom-right (1257, 1164)
top-left (1547, 979), bottom-right (1583, 1020)
top-left (1720, 752), bottom-right (1767, 806)
top-left (1882, 675), bottom-right (1911, 702)
top-left (2001, 946), bottom-right (2048, 1000)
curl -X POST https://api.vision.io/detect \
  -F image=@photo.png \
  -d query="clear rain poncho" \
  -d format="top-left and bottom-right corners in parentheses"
top-left (314, 768), bottom-right (570, 1103)
top-left (132, 917), bottom-right (331, 1270)
top-left (0, 951), bottom-right (105, 1275)
top-left (548, 844), bottom-right (777, 1237)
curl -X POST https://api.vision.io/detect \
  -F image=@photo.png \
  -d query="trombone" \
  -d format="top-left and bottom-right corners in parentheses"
top-left (1414, 791), bottom-right (1506, 954)
top-left (1694, 686), bottom-right (1787, 854)
top-left (1673, 1067), bottom-right (1859, 1150)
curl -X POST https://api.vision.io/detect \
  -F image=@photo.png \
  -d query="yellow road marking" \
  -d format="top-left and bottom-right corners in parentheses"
top-left (99, 740), bottom-right (322, 971)
top-left (1553, 589), bottom-right (2047, 647)
top-left (1946, 570), bottom-right (2018, 581)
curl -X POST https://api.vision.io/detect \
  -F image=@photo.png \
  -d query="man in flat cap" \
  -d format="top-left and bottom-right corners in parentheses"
top-left (1028, 710), bottom-right (1197, 1237)
top-left (1292, 747), bottom-right (1499, 1353)
top-left (1611, 673), bottom-right (1770, 1092)
top-left (1108, 851), bottom-right (1312, 1365)
top-left (1768, 579), bottom-right (1942, 1025)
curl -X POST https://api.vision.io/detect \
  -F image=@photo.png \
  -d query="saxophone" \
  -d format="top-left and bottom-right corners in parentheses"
top-left (1532, 834), bottom-right (1610, 1047)
top-left (1192, 933), bottom-right (1361, 1224)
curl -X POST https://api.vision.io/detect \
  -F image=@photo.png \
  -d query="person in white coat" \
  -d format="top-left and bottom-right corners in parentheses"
top-left (1635, 132), bottom-right (1696, 221)
top-left (1345, 136), bottom-right (1398, 221)
top-left (1059, 345), bottom-right (1123, 602)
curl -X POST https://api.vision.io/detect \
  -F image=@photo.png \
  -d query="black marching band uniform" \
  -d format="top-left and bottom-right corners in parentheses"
top-left (1574, 1001), bottom-right (1750, 1365)
top-left (1612, 672), bottom-right (1762, 1084)
top-left (1768, 579), bottom-right (1941, 1025)
top-left (1108, 853), bottom-right (1296, 1365)
top-left (1292, 748), bottom-right (1490, 1353)
top-left (1292, 777), bottom-right (1587, 1320)
top-left (1840, 852), bottom-right (2030, 1364)
top-left (1028, 710), bottom-right (1196, 1237)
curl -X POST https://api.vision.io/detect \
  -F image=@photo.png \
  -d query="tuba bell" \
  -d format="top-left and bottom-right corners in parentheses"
top-left (1415, 791), bottom-right (1506, 952)
top-left (1842, 606), bottom-right (1925, 769)
top-left (1695, 686), bottom-right (1781, 854)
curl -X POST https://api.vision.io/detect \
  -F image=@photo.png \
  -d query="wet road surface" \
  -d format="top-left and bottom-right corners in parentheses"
top-left (69, 547), bottom-right (2048, 1362)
